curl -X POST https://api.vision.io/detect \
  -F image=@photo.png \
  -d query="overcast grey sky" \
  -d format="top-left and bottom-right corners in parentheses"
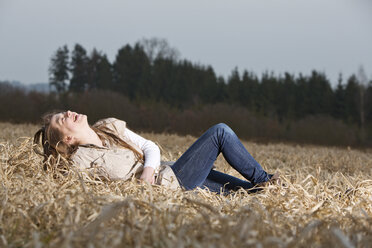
top-left (0, 0), bottom-right (371, 86)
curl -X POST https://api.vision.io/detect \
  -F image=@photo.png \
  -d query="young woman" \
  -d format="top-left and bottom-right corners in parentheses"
top-left (34, 110), bottom-right (278, 193)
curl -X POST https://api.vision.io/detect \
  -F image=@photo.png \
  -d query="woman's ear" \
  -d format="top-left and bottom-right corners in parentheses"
top-left (64, 135), bottom-right (75, 145)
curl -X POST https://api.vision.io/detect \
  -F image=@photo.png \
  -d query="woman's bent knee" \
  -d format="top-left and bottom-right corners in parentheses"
top-left (211, 123), bottom-right (234, 134)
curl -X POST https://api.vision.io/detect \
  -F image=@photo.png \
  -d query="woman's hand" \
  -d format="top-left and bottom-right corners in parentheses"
top-left (140, 167), bottom-right (155, 184)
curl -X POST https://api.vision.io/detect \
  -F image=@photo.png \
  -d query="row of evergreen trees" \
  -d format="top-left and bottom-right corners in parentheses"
top-left (49, 38), bottom-right (372, 128)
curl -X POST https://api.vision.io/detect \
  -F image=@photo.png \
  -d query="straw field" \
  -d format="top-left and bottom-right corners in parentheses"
top-left (0, 122), bottom-right (371, 247)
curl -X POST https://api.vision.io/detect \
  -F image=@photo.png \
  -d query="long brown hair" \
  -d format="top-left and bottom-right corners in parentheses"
top-left (91, 125), bottom-right (144, 162)
top-left (33, 111), bottom-right (144, 163)
top-left (33, 111), bottom-right (72, 161)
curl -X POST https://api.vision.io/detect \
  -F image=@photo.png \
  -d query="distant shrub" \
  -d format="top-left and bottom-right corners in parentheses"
top-left (0, 87), bottom-right (370, 147)
top-left (285, 115), bottom-right (359, 146)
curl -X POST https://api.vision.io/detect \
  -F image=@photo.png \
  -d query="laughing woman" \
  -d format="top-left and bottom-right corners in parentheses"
top-left (34, 110), bottom-right (278, 193)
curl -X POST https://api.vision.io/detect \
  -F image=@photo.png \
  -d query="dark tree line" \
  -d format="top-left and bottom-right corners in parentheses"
top-left (49, 38), bottom-right (372, 131)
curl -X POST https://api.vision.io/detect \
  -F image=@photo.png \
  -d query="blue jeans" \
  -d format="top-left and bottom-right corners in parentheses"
top-left (171, 123), bottom-right (272, 193)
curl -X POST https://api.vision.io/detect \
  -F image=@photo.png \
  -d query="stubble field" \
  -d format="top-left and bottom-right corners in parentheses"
top-left (0, 122), bottom-right (371, 247)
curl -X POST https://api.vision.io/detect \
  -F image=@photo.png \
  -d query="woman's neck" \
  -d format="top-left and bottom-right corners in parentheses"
top-left (78, 127), bottom-right (103, 147)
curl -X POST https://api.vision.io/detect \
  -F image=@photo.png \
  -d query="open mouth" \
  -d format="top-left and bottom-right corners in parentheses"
top-left (74, 114), bottom-right (78, 122)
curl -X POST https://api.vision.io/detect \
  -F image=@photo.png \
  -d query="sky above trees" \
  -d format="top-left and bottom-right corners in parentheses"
top-left (0, 0), bottom-right (371, 85)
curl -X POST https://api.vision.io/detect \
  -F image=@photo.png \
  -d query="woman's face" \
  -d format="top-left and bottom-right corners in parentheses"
top-left (50, 110), bottom-right (89, 142)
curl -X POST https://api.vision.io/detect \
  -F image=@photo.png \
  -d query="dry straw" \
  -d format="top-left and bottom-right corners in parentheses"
top-left (0, 123), bottom-right (371, 247)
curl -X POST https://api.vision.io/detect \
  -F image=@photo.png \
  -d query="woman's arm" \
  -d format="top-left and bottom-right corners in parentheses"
top-left (124, 128), bottom-right (160, 184)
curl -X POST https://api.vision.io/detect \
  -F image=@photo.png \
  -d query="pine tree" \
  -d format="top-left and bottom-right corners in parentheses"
top-left (277, 72), bottom-right (296, 120)
top-left (86, 49), bottom-right (113, 90)
top-left (96, 54), bottom-right (113, 90)
top-left (49, 45), bottom-right (69, 93)
top-left (151, 57), bottom-right (176, 104)
top-left (333, 74), bottom-right (346, 120)
top-left (226, 67), bottom-right (241, 105)
top-left (241, 70), bottom-right (259, 111)
top-left (69, 44), bottom-right (89, 92)
top-left (259, 71), bottom-right (278, 117)
top-left (344, 75), bottom-right (360, 124)
top-left (113, 44), bottom-right (151, 100)
top-left (305, 71), bottom-right (333, 115)
top-left (199, 66), bottom-right (218, 104)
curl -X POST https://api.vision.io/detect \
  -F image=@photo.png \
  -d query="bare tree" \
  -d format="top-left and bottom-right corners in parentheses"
top-left (138, 37), bottom-right (180, 64)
